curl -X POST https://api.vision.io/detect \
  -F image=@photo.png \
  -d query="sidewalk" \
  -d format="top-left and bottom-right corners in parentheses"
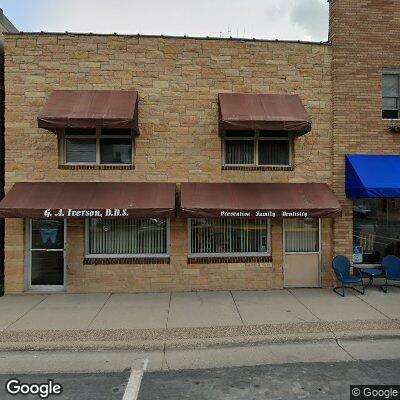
top-left (0, 288), bottom-right (399, 350)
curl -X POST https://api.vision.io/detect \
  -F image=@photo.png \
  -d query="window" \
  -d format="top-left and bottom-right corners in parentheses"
top-left (189, 218), bottom-right (271, 257)
top-left (284, 219), bottom-right (319, 253)
top-left (62, 128), bottom-right (133, 165)
top-left (223, 130), bottom-right (292, 167)
top-left (86, 218), bottom-right (169, 258)
top-left (353, 199), bottom-right (400, 264)
top-left (382, 72), bottom-right (400, 119)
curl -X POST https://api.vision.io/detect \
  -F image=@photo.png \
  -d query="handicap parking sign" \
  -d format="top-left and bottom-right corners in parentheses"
top-left (353, 246), bottom-right (363, 263)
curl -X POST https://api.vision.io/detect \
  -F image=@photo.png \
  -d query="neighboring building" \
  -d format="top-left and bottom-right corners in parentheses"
top-left (0, 9), bottom-right (18, 47)
top-left (329, 0), bottom-right (400, 267)
top-left (0, 0), bottom-right (399, 294)
top-left (0, 9), bottom-right (17, 289)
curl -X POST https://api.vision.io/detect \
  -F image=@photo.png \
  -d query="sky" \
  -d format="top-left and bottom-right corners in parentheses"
top-left (0, 0), bottom-right (329, 42)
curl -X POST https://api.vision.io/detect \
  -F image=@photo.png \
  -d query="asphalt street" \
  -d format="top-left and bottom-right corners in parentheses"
top-left (139, 359), bottom-right (400, 400)
top-left (0, 359), bottom-right (399, 400)
top-left (0, 372), bottom-right (129, 400)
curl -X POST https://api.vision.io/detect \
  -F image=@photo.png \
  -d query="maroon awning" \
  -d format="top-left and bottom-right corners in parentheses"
top-left (180, 183), bottom-right (341, 219)
top-left (218, 93), bottom-right (311, 136)
top-left (0, 182), bottom-right (175, 219)
top-left (38, 90), bottom-right (139, 134)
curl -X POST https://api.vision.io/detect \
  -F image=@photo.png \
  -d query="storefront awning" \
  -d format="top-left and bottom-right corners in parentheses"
top-left (180, 183), bottom-right (341, 219)
top-left (38, 90), bottom-right (139, 134)
top-left (0, 182), bottom-right (175, 219)
top-left (218, 93), bottom-right (311, 136)
top-left (346, 154), bottom-right (400, 198)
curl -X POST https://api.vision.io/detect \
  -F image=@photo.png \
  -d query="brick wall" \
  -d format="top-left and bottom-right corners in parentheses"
top-left (4, 33), bottom-right (334, 293)
top-left (329, 0), bottom-right (400, 260)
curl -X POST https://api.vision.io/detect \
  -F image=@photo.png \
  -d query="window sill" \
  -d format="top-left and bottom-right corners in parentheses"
top-left (222, 165), bottom-right (293, 171)
top-left (187, 256), bottom-right (272, 264)
top-left (59, 164), bottom-right (135, 170)
top-left (83, 257), bottom-right (170, 265)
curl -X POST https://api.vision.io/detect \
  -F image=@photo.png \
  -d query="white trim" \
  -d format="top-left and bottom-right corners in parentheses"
top-left (84, 218), bottom-right (170, 258)
top-left (85, 254), bottom-right (169, 259)
top-left (284, 252), bottom-right (320, 255)
top-left (187, 218), bottom-right (272, 258)
top-left (26, 218), bottom-right (67, 292)
top-left (188, 252), bottom-right (271, 258)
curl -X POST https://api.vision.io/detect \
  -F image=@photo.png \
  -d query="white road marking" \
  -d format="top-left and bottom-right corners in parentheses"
top-left (123, 358), bottom-right (149, 400)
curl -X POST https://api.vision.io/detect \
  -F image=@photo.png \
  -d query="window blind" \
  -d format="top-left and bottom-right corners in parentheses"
top-left (88, 218), bottom-right (168, 255)
top-left (258, 140), bottom-right (290, 165)
top-left (66, 139), bottom-right (96, 163)
top-left (224, 136), bottom-right (291, 166)
top-left (190, 218), bottom-right (269, 255)
top-left (225, 140), bottom-right (254, 165)
top-left (285, 219), bottom-right (319, 253)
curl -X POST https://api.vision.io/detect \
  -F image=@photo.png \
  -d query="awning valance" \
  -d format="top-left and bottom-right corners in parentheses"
top-left (180, 183), bottom-right (341, 219)
top-left (0, 182), bottom-right (175, 219)
top-left (38, 90), bottom-right (139, 134)
top-left (346, 154), bottom-right (400, 198)
top-left (218, 93), bottom-right (311, 136)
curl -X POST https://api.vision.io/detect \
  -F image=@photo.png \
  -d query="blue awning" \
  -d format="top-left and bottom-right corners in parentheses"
top-left (346, 154), bottom-right (400, 198)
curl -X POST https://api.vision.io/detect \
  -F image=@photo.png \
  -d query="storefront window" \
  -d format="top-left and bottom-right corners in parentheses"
top-left (189, 218), bottom-right (270, 256)
top-left (353, 199), bottom-right (400, 264)
top-left (87, 218), bottom-right (169, 257)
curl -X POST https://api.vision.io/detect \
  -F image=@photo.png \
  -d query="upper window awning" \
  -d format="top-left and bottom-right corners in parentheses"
top-left (0, 182), bottom-right (175, 219)
top-left (180, 183), bottom-right (341, 219)
top-left (38, 90), bottom-right (139, 134)
top-left (218, 93), bottom-right (311, 136)
top-left (346, 154), bottom-right (400, 198)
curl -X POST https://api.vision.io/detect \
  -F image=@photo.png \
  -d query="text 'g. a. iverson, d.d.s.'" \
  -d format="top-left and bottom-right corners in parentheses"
top-left (43, 209), bottom-right (129, 218)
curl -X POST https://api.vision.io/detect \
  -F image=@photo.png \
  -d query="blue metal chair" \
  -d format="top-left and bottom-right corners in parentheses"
top-left (381, 255), bottom-right (400, 293)
top-left (332, 255), bottom-right (365, 297)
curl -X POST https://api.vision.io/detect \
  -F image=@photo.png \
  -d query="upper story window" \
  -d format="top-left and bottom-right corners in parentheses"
top-left (223, 130), bottom-right (292, 167)
top-left (383, 72), bottom-right (400, 119)
top-left (60, 128), bottom-right (134, 166)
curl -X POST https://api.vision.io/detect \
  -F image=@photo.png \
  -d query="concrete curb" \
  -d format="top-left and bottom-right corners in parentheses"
top-left (1, 318), bottom-right (399, 342)
top-left (0, 328), bottom-right (399, 352)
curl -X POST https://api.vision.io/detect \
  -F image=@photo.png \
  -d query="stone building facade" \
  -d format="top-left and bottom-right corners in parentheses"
top-left (0, 9), bottom-right (17, 289)
top-left (2, 0), bottom-right (399, 294)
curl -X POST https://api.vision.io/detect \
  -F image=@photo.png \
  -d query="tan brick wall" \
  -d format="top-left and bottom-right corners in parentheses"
top-left (329, 0), bottom-right (400, 261)
top-left (4, 33), bottom-right (333, 293)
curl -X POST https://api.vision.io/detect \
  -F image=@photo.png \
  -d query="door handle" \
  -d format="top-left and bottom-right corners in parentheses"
top-left (42, 249), bottom-right (64, 252)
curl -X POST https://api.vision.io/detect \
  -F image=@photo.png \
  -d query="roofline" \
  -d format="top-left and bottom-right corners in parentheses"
top-left (3, 31), bottom-right (330, 46)
top-left (0, 9), bottom-right (18, 33)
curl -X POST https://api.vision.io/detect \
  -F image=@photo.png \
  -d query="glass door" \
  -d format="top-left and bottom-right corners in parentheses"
top-left (27, 219), bottom-right (66, 291)
top-left (283, 218), bottom-right (321, 288)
